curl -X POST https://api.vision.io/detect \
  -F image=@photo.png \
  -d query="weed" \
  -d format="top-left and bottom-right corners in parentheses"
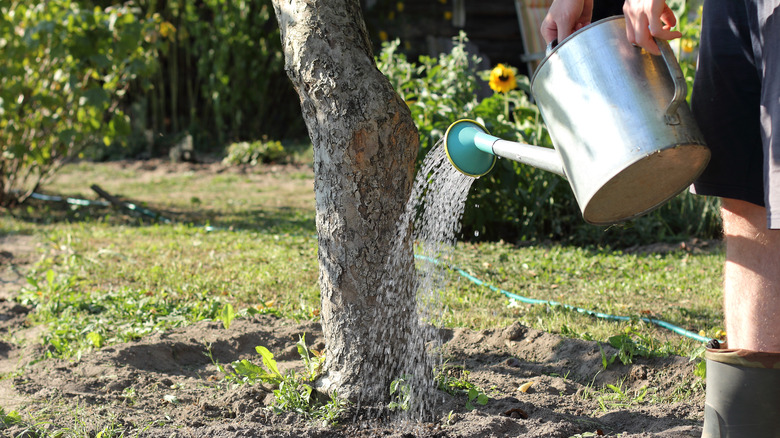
top-left (121, 387), bottom-right (138, 405)
top-left (216, 335), bottom-right (345, 424)
top-left (223, 138), bottom-right (290, 166)
top-left (689, 344), bottom-right (708, 379)
top-left (599, 326), bottom-right (676, 369)
top-left (297, 334), bottom-right (325, 381)
top-left (216, 303), bottom-right (236, 330)
top-left (388, 375), bottom-right (412, 411)
top-left (580, 378), bottom-right (651, 412)
top-left (434, 364), bottom-right (489, 410)
top-left (1, 407), bottom-right (22, 428)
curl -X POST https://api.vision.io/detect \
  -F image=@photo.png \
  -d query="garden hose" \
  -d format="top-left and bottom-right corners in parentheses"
top-left (414, 254), bottom-right (713, 344)
top-left (27, 190), bottom-right (714, 344)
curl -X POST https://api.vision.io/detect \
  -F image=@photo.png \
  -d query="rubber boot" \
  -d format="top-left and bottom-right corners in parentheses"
top-left (702, 347), bottom-right (780, 438)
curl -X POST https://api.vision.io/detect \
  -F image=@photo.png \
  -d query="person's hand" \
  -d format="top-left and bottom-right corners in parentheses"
top-left (540, 0), bottom-right (594, 44)
top-left (623, 0), bottom-right (682, 55)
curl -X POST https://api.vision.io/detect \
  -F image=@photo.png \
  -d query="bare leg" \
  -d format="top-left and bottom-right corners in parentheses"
top-left (721, 197), bottom-right (780, 351)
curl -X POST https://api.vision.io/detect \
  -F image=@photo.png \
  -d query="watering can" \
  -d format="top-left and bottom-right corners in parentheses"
top-left (444, 16), bottom-right (710, 225)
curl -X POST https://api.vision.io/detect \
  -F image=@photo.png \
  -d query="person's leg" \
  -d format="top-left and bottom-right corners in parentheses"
top-left (704, 197), bottom-right (780, 437)
top-left (721, 198), bottom-right (780, 351)
top-left (693, 2), bottom-right (780, 435)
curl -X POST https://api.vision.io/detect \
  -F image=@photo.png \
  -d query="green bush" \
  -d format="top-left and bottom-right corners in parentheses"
top-left (377, 33), bottom-right (721, 246)
top-left (222, 138), bottom-right (288, 166)
top-left (124, 0), bottom-right (305, 155)
top-left (0, 0), bottom-right (161, 206)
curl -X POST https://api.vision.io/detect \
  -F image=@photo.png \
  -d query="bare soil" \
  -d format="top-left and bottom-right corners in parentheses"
top-left (1, 235), bottom-right (704, 438)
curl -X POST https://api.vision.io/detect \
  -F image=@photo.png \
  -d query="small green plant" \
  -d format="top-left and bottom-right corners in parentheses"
top-left (121, 387), bottom-right (138, 405)
top-left (599, 327), bottom-right (675, 369)
top-left (216, 335), bottom-right (345, 424)
top-left (578, 377), bottom-right (652, 413)
top-left (689, 344), bottom-right (707, 379)
top-left (216, 303), bottom-right (236, 329)
top-left (1, 407), bottom-right (22, 428)
top-left (435, 364), bottom-right (489, 410)
top-left (297, 334), bottom-right (325, 381)
top-left (222, 138), bottom-right (288, 166)
top-left (388, 375), bottom-right (412, 411)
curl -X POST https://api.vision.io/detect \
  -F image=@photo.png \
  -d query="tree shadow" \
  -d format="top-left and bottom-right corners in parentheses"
top-left (7, 191), bottom-right (316, 236)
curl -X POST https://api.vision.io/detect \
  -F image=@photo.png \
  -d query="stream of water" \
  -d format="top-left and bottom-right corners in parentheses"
top-left (382, 139), bottom-right (477, 420)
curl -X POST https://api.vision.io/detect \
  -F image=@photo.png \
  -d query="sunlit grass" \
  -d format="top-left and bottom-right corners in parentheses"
top-left (1, 160), bottom-right (725, 362)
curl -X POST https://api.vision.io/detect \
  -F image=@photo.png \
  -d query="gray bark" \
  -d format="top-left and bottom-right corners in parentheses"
top-left (272, 0), bottom-right (421, 403)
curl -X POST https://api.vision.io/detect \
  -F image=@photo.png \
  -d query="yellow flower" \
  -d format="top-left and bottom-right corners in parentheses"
top-left (444, 11), bottom-right (453, 20)
top-left (396, 2), bottom-right (404, 12)
top-left (159, 21), bottom-right (176, 40)
top-left (489, 64), bottom-right (517, 93)
top-left (379, 30), bottom-right (389, 42)
top-left (681, 38), bottom-right (694, 53)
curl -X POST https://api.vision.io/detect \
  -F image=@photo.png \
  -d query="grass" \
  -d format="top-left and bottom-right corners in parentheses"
top-left (441, 240), bottom-right (723, 352)
top-left (0, 157), bottom-right (725, 429)
top-left (2, 160), bottom-right (725, 356)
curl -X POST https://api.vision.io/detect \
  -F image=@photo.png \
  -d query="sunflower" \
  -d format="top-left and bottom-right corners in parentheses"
top-left (489, 64), bottom-right (517, 94)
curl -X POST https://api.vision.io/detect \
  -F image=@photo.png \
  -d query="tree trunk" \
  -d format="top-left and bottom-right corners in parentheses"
top-left (272, 0), bottom-right (422, 404)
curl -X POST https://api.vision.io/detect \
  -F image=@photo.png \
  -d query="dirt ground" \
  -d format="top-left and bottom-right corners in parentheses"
top-left (0, 234), bottom-right (705, 438)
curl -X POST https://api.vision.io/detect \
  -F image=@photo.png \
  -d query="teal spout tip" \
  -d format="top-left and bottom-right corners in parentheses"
top-left (444, 120), bottom-right (497, 177)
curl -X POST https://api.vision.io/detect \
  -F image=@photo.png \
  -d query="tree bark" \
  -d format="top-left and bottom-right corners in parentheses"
top-left (272, 0), bottom-right (421, 404)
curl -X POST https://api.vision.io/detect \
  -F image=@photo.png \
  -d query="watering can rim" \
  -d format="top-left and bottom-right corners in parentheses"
top-left (530, 15), bottom-right (624, 86)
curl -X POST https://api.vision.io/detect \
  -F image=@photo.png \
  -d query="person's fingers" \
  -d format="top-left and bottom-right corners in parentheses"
top-left (649, 5), bottom-right (682, 38)
top-left (540, 16), bottom-right (559, 43)
top-left (622, 1), bottom-right (638, 44)
top-left (623, 1), bottom-right (683, 55)
top-left (633, 16), bottom-right (662, 55)
top-left (559, 21), bottom-right (572, 43)
top-left (624, 17), bottom-right (636, 45)
top-left (540, 0), bottom-right (593, 44)
top-left (659, 4), bottom-right (678, 28)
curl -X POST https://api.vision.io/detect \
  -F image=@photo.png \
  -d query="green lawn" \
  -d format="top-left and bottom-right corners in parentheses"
top-left (1, 159), bottom-right (725, 362)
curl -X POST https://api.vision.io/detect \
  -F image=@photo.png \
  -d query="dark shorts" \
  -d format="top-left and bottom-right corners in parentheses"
top-left (690, 0), bottom-right (780, 228)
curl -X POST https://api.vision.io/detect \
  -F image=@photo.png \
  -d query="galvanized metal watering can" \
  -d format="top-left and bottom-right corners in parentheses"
top-left (444, 16), bottom-right (710, 225)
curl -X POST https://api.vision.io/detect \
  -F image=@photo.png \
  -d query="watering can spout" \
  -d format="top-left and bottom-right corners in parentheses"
top-left (444, 119), bottom-right (565, 178)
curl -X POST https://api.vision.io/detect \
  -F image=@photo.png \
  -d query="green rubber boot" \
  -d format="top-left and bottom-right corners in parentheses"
top-left (702, 347), bottom-right (780, 437)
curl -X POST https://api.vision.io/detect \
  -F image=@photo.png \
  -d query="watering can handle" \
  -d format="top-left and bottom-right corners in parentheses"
top-left (546, 39), bottom-right (558, 55)
top-left (657, 39), bottom-right (686, 126)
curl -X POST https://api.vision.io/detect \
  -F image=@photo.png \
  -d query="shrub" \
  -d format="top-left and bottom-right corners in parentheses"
top-left (0, 0), bottom-right (161, 206)
top-left (222, 138), bottom-right (288, 166)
